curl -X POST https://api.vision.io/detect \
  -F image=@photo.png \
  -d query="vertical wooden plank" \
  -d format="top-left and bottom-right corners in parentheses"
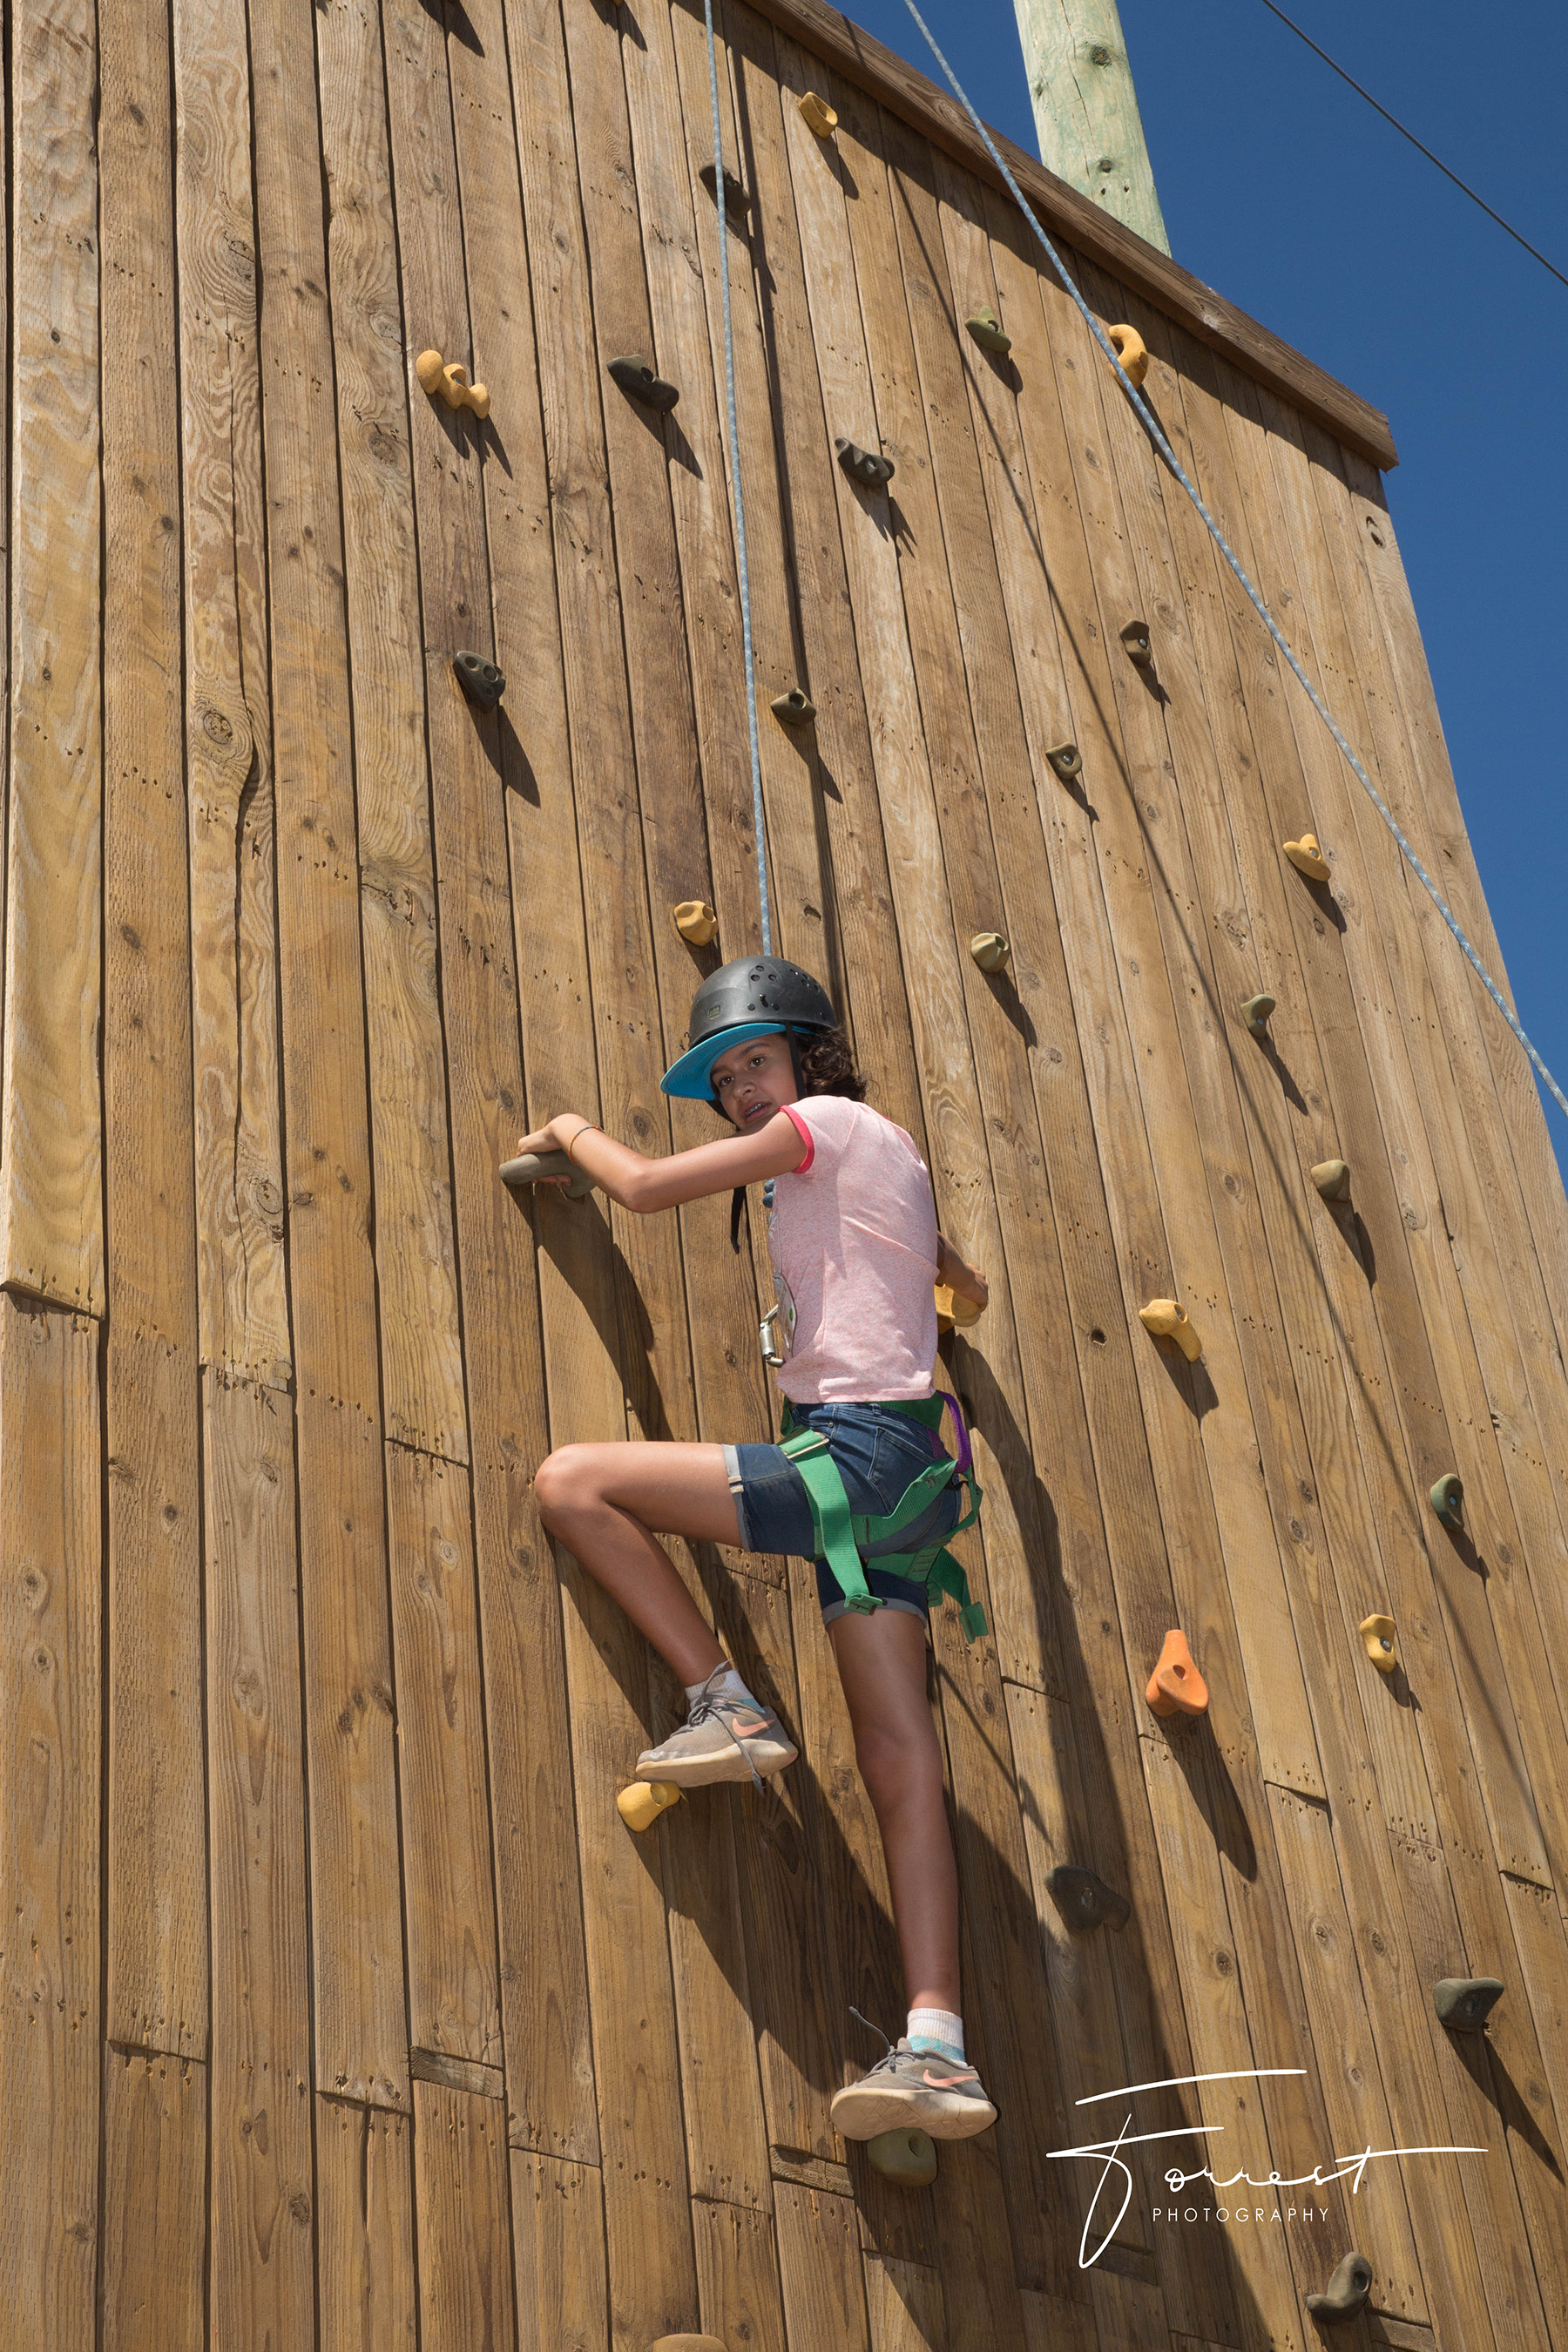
top-left (3, 0), bottom-right (104, 1309)
top-left (173, 0), bottom-right (291, 1392)
top-left (100, 2048), bottom-right (207, 2352)
top-left (510, 2150), bottom-right (609, 2352)
top-left (250, 0), bottom-right (407, 2109)
top-left (316, 2095), bottom-right (419, 2352)
top-left (386, 1445), bottom-right (500, 2065)
top-left (206, 1369), bottom-right (316, 2350)
top-left (314, 0), bottom-right (469, 1466)
top-left (412, 2078), bottom-right (517, 2350)
top-left (865, 2254), bottom-right (946, 2352)
top-left (0, 1296), bottom-right (101, 2349)
top-left (693, 2196), bottom-right (787, 2351)
top-left (776, 2184), bottom-right (871, 2350)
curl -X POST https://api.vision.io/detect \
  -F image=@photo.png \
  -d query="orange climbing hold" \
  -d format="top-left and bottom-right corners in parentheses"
top-left (1146, 1628), bottom-right (1208, 1719)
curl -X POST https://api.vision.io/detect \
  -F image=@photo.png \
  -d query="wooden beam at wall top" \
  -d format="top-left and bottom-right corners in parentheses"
top-left (699, 0), bottom-right (1398, 469)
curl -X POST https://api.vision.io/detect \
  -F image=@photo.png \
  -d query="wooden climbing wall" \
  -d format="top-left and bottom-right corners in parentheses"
top-left (3, 0), bottom-right (1567, 2346)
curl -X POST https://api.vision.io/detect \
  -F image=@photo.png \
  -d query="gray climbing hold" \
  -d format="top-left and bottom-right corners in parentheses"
top-left (836, 436), bottom-right (895, 486)
top-left (1433, 1976), bottom-right (1504, 2031)
top-left (1046, 1864), bottom-right (1130, 1932)
top-left (499, 1149), bottom-right (594, 1202)
top-left (455, 650), bottom-right (505, 710)
top-left (1304, 2250), bottom-right (1372, 2322)
top-left (866, 2126), bottom-right (937, 2187)
top-left (608, 355), bottom-right (679, 412)
top-left (771, 688), bottom-right (816, 727)
top-left (1240, 992), bottom-right (1275, 1037)
top-left (1429, 1473), bottom-right (1463, 1531)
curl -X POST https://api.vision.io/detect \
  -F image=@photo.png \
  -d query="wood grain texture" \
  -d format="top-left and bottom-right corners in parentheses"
top-left (100, 2049), bottom-right (207, 2352)
top-left (775, 2182), bottom-right (871, 2349)
top-left (412, 2078), bottom-right (517, 2351)
top-left (172, 0), bottom-right (291, 1389)
top-left (316, 2096), bottom-right (419, 2352)
top-left (0, 1298), bottom-right (101, 2349)
top-left (510, 2152), bottom-right (609, 2352)
top-left (3, 0), bottom-right (104, 1308)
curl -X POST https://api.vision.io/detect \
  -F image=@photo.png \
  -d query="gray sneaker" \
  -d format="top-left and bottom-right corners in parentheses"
top-left (634, 1673), bottom-right (797, 1788)
top-left (831, 2026), bottom-right (997, 2142)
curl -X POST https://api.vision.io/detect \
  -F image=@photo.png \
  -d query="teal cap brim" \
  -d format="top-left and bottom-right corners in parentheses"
top-left (659, 1023), bottom-right (784, 1100)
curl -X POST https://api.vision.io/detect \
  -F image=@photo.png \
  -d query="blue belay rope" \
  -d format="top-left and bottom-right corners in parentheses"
top-left (900, 0), bottom-right (1566, 1125)
top-left (701, 0), bottom-right (772, 956)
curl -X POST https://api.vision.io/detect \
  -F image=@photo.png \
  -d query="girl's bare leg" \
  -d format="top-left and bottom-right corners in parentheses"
top-left (828, 1608), bottom-right (961, 2015)
top-left (533, 1441), bottom-right (740, 1686)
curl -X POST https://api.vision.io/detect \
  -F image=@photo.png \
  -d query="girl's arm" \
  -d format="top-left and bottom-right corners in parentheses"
top-left (936, 1231), bottom-right (989, 1310)
top-left (514, 1109), bottom-right (807, 1213)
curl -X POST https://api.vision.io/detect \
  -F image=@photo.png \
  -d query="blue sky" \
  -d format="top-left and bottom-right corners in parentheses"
top-left (841, 0), bottom-right (1568, 1192)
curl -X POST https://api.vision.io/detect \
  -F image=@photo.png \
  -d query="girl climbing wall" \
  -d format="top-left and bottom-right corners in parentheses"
top-left (523, 956), bottom-right (998, 2143)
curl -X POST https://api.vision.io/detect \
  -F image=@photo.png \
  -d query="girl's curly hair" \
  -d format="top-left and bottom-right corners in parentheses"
top-left (794, 1024), bottom-right (868, 1102)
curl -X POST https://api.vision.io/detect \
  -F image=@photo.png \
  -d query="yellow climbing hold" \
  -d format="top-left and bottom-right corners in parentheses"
top-left (1284, 833), bottom-right (1331, 881)
top-left (1107, 323), bottom-right (1149, 388)
top-left (672, 901), bottom-right (719, 946)
top-left (799, 90), bottom-right (838, 137)
top-left (970, 932), bottom-right (1010, 974)
top-left (618, 1781), bottom-right (682, 1834)
top-left (1359, 1613), bottom-right (1397, 1673)
top-left (1139, 1299), bottom-right (1202, 1362)
top-left (935, 1282), bottom-right (984, 1333)
top-left (415, 346), bottom-right (490, 420)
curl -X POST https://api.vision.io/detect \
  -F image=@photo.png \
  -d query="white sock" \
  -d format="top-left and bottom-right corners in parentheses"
top-left (684, 1663), bottom-right (757, 1714)
top-left (907, 2006), bottom-right (965, 2062)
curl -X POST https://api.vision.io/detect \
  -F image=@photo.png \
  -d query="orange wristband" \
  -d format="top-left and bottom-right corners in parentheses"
top-left (564, 1122), bottom-right (600, 1165)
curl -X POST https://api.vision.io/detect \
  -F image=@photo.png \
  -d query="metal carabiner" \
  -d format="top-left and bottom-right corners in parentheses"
top-left (759, 1305), bottom-right (784, 1368)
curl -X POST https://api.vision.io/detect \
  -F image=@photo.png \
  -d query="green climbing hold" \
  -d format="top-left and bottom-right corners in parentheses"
top-left (1429, 1472), bottom-right (1463, 1531)
top-left (965, 305), bottom-right (1011, 357)
top-left (1046, 1863), bottom-right (1130, 1932)
top-left (866, 2126), bottom-right (937, 2187)
top-left (1240, 992), bottom-right (1275, 1037)
top-left (1304, 2251), bottom-right (1372, 2322)
top-left (1434, 1976), bottom-right (1503, 2031)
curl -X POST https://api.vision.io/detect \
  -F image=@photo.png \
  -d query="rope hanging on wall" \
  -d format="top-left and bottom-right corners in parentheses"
top-left (900, 0), bottom-right (1568, 1126)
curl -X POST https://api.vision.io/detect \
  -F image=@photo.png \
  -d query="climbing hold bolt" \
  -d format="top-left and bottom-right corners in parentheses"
top-left (836, 437), bottom-right (895, 486)
top-left (1119, 619), bottom-right (1152, 666)
top-left (866, 2127), bottom-right (937, 2188)
top-left (965, 306), bottom-right (1011, 358)
top-left (672, 900), bottom-right (719, 947)
top-left (1045, 740), bottom-right (1083, 781)
top-left (608, 355), bottom-right (680, 413)
top-left (935, 1281), bottom-right (983, 1332)
top-left (499, 1149), bottom-right (595, 1202)
top-left (1358, 1613), bottom-right (1398, 1673)
top-left (1045, 1863), bottom-right (1131, 1932)
top-left (1305, 2251), bottom-right (1372, 2323)
top-left (1283, 833), bottom-right (1331, 882)
top-left (1106, 323), bottom-right (1149, 389)
top-left (618, 1781), bottom-right (683, 1835)
top-left (454, 650), bottom-right (505, 710)
top-left (415, 347), bottom-right (490, 420)
top-left (699, 159), bottom-right (752, 222)
top-left (1429, 1472), bottom-right (1464, 1531)
top-left (1433, 1976), bottom-right (1504, 2031)
top-left (1146, 1628), bottom-right (1208, 1720)
top-left (1312, 1159), bottom-right (1352, 1205)
top-left (1138, 1299), bottom-right (1202, 1362)
top-left (799, 90), bottom-right (838, 137)
top-left (970, 932), bottom-right (1010, 975)
top-left (1240, 993), bottom-right (1275, 1037)
top-left (771, 687), bottom-right (816, 728)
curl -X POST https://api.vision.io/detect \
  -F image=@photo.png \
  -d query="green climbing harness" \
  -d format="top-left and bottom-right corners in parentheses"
top-left (779, 1394), bottom-right (988, 1643)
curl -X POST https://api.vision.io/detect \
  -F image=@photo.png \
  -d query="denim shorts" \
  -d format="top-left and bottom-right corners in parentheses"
top-left (722, 1400), bottom-right (962, 1625)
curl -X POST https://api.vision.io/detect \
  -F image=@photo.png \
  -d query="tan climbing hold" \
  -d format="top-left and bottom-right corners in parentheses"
top-left (618, 1781), bottom-right (682, 1834)
top-left (867, 2126), bottom-right (938, 2187)
top-left (1046, 740), bottom-right (1082, 781)
top-left (672, 900), bottom-right (719, 946)
top-left (1119, 618), bottom-right (1152, 666)
top-left (970, 931), bottom-right (1010, 974)
top-left (1312, 1158), bottom-right (1351, 1204)
top-left (1359, 1613), bottom-right (1397, 1673)
top-left (1146, 1628), bottom-right (1208, 1719)
top-left (770, 687), bottom-right (815, 727)
top-left (799, 90), bottom-right (838, 136)
top-left (1138, 1298), bottom-right (1201, 1362)
top-left (1283, 833), bottom-right (1331, 881)
top-left (416, 347), bottom-right (490, 420)
top-left (1107, 323), bottom-right (1149, 388)
top-left (935, 1281), bottom-right (983, 1332)
top-left (651, 2337), bottom-right (727, 2352)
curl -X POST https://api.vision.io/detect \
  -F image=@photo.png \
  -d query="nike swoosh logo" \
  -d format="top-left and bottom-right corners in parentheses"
top-left (923, 2068), bottom-right (977, 2089)
top-left (732, 1715), bottom-right (774, 1737)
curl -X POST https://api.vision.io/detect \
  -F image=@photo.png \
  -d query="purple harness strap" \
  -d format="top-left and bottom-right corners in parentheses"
top-left (934, 1389), bottom-right (973, 1476)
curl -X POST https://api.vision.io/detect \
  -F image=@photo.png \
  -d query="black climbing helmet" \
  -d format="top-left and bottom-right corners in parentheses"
top-left (660, 956), bottom-right (837, 1099)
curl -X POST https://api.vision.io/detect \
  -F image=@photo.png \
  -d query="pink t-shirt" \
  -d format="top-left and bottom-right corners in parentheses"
top-left (769, 1095), bottom-right (938, 1402)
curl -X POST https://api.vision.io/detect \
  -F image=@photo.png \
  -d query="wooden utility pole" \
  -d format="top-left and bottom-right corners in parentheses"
top-left (1012, 0), bottom-right (1171, 253)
